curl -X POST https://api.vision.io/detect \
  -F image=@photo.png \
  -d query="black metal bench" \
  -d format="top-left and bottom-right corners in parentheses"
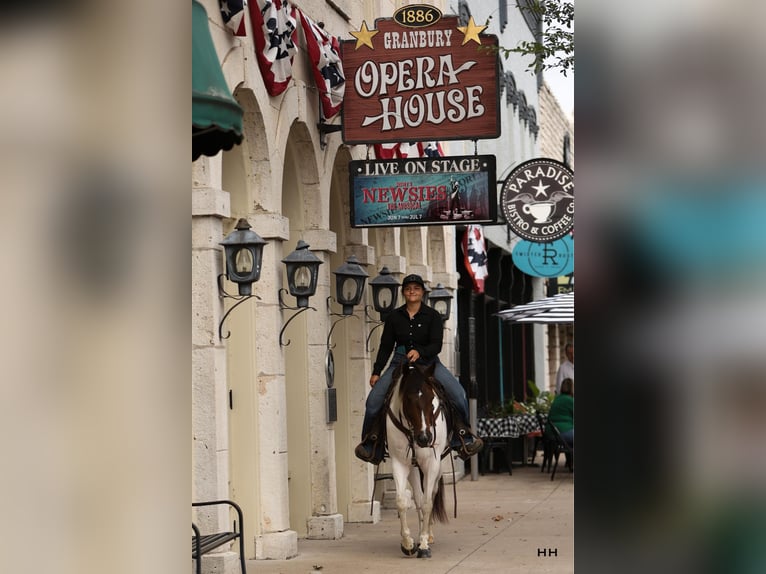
top-left (192, 500), bottom-right (246, 574)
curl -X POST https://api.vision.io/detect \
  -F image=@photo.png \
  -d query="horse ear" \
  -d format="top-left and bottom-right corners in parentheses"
top-left (424, 363), bottom-right (436, 378)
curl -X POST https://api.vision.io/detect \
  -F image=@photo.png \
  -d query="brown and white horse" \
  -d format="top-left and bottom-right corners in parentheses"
top-left (386, 362), bottom-right (449, 558)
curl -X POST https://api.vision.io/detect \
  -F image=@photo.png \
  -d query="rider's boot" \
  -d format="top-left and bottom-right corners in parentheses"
top-left (354, 417), bottom-right (386, 465)
top-left (451, 419), bottom-right (484, 461)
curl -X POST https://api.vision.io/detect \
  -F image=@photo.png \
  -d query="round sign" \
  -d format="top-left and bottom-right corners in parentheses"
top-left (500, 158), bottom-right (574, 242)
top-left (511, 235), bottom-right (574, 278)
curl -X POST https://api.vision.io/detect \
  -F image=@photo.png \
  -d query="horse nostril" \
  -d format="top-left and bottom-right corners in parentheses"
top-left (416, 432), bottom-right (431, 447)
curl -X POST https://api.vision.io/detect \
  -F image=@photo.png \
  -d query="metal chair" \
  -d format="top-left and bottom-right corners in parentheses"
top-left (192, 500), bottom-right (247, 574)
top-left (546, 422), bottom-right (574, 481)
top-left (535, 412), bottom-right (555, 473)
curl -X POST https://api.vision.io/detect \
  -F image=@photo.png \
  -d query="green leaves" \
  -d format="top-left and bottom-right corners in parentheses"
top-left (500, 1), bottom-right (574, 76)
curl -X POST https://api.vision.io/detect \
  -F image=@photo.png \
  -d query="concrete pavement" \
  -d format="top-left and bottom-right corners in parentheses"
top-left (246, 463), bottom-right (573, 574)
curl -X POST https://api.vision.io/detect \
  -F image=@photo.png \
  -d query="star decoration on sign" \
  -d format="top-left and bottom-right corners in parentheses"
top-left (350, 21), bottom-right (379, 50)
top-left (532, 180), bottom-right (550, 197)
top-left (457, 16), bottom-right (487, 46)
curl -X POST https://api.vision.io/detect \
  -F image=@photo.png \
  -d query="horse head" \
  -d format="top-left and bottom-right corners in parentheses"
top-left (398, 362), bottom-right (439, 448)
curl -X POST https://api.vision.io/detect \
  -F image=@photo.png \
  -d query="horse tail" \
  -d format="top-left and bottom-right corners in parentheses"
top-left (431, 476), bottom-right (449, 524)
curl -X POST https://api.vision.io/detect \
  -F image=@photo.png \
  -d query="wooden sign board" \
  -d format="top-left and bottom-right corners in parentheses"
top-left (341, 11), bottom-right (500, 144)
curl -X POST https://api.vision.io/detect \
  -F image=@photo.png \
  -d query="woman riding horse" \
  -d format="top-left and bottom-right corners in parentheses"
top-left (355, 274), bottom-right (483, 464)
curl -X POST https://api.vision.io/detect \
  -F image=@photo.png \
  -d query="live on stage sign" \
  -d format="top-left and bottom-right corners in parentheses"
top-left (349, 155), bottom-right (497, 228)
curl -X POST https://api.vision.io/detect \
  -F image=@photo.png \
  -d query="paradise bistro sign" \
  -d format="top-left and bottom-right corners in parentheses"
top-left (341, 8), bottom-right (500, 143)
top-left (500, 158), bottom-right (574, 243)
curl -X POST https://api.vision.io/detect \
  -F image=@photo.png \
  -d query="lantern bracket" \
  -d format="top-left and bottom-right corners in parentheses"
top-left (217, 273), bottom-right (261, 340)
top-left (364, 305), bottom-right (385, 353)
top-left (325, 296), bottom-right (357, 350)
top-left (278, 288), bottom-right (316, 347)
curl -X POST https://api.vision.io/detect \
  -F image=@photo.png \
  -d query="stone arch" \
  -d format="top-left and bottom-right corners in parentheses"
top-left (225, 86), bottom-right (271, 218)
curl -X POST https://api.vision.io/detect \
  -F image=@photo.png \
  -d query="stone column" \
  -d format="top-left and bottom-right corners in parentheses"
top-left (192, 166), bottom-right (240, 572)
top-left (341, 240), bottom-right (382, 523)
top-left (248, 211), bottom-right (298, 559)
top-left (302, 229), bottom-right (345, 539)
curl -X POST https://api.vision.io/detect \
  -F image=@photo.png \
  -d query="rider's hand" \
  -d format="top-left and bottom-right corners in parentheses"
top-left (406, 349), bottom-right (420, 363)
top-left (369, 374), bottom-right (380, 387)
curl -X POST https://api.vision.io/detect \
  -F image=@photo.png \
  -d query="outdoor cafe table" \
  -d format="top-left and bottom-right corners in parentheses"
top-left (476, 413), bottom-right (543, 439)
top-left (476, 413), bottom-right (546, 472)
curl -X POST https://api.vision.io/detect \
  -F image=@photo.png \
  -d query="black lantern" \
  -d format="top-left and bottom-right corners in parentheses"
top-left (368, 266), bottom-right (400, 320)
top-left (281, 240), bottom-right (322, 308)
top-left (422, 282), bottom-right (432, 305)
top-left (332, 255), bottom-right (368, 315)
top-left (428, 283), bottom-right (453, 322)
top-left (219, 218), bottom-right (267, 296)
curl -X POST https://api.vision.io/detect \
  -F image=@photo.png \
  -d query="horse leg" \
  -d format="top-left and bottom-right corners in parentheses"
top-left (415, 442), bottom-right (446, 557)
top-left (408, 465), bottom-right (426, 551)
top-left (391, 458), bottom-right (416, 556)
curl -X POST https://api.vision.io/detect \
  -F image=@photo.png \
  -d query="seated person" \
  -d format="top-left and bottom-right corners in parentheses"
top-left (354, 274), bottom-right (484, 464)
top-left (548, 377), bottom-right (574, 447)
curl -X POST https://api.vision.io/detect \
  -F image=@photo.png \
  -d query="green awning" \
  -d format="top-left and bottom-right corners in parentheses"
top-left (192, 0), bottom-right (243, 160)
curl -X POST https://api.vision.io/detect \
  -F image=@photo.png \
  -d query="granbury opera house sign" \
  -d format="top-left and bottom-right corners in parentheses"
top-left (341, 9), bottom-right (500, 144)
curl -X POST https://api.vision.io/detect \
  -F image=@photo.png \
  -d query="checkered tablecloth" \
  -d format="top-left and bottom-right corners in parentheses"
top-left (476, 414), bottom-right (545, 438)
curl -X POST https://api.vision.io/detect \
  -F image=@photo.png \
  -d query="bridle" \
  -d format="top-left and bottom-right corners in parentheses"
top-left (387, 363), bottom-right (444, 461)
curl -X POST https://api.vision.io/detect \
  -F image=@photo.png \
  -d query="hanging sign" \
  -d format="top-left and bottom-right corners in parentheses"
top-left (512, 235), bottom-right (574, 278)
top-left (500, 158), bottom-right (574, 242)
top-left (341, 8), bottom-right (500, 144)
top-left (349, 155), bottom-right (497, 227)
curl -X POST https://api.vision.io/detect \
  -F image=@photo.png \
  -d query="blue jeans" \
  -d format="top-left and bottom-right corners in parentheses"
top-left (560, 428), bottom-right (574, 447)
top-left (361, 353), bottom-right (469, 438)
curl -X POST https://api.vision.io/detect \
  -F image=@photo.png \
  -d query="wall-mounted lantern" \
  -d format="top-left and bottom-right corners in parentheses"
top-left (368, 266), bottom-right (400, 320)
top-left (217, 218), bottom-right (267, 339)
top-left (278, 240), bottom-right (323, 346)
top-left (428, 283), bottom-right (453, 322)
top-left (331, 255), bottom-right (368, 316)
top-left (325, 254), bottom-right (368, 350)
top-left (281, 240), bottom-right (322, 308)
top-left (364, 266), bottom-right (401, 352)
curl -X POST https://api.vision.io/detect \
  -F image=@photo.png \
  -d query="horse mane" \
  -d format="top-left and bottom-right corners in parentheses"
top-left (395, 362), bottom-right (437, 401)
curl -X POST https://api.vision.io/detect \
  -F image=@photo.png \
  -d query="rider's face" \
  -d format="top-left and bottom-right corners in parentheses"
top-left (402, 284), bottom-right (424, 302)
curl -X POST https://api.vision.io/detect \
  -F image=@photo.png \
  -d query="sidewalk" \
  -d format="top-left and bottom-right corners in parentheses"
top-left (247, 464), bottom-right (573, 574)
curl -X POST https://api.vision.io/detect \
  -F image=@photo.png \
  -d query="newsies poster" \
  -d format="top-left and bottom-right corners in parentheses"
top-left (341, 7), bottom-right (500, 144)
top-left (350, 155), bottom-right (497, 227)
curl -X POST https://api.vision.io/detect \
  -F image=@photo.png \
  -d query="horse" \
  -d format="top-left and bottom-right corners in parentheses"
top-left (385, 361), bottom-right (450, 558)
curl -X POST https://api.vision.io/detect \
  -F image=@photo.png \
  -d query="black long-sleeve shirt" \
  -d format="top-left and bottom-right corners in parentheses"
top-left (372, 303), bottom-right (444, 376)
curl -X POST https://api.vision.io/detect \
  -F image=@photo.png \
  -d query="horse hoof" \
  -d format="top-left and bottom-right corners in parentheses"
top-left (417, 547), bottom-right (432, 558)
top-left (401, 544), bottom-right (417, 556)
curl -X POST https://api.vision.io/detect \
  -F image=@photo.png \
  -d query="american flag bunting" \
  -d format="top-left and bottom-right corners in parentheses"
top-left (248, 0), bottom-right (297, 96)
top-left (463, 225), bottom-right (488, 293)
top-left (219, 0), bottom-right (247, 36)
top-left (299, 11), bottom-right (345, 119)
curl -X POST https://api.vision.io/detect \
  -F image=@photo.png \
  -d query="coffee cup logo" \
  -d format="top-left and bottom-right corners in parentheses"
top-left (500, 158), bottom-right (574, 243)
top-left (522, 200), bottom-right (555, 223)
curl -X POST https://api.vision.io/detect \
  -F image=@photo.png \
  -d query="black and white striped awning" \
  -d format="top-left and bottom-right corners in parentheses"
top-left (495, 292), bottom-right (574, 324)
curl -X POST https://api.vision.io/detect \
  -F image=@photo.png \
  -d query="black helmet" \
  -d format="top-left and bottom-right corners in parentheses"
top-left (401, 274), bottom-right (426, 290)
